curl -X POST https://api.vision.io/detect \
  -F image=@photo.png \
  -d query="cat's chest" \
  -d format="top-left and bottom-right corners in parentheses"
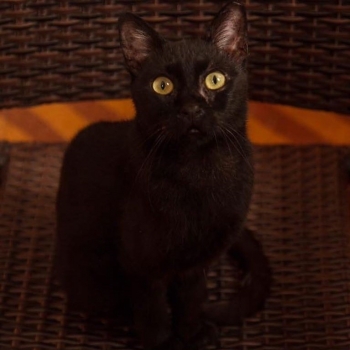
top-left (155, 160), bottom-right (242, 219)
top-left (120, 155), bottom-right (251, 275)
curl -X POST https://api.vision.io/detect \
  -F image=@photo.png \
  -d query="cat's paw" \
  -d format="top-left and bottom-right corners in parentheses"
top-left (150, 336), bottom-right (184, 350)
top-left (182, 321), bottom-right (218, 350)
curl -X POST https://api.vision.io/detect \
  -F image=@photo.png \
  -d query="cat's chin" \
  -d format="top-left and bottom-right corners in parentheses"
top-left (179, 131), bottom-right (216, 148)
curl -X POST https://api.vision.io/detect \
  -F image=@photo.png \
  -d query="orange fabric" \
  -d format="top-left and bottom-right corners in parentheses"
top-left (0, 100), bottom-right (349, 144)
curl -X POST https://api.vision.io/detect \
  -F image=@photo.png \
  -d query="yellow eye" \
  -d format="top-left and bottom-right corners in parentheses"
top-left (205, 72), bottom-right (226, 90)
top-left (152, 77), bottom-right (174, 95)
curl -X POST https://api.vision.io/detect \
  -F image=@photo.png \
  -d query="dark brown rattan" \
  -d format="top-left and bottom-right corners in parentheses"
top-left (0, 1), bottom-right (349, 113)
top-left (0, 142), bottom-right (10, 194)
top-left (0, 144), bottom-right (349, 349)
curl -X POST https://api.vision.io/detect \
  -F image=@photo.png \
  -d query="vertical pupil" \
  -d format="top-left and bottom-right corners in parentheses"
top-left (161, 81), bottom-right (166, 90)
top-left (213, 75), bottom-right (218, 85)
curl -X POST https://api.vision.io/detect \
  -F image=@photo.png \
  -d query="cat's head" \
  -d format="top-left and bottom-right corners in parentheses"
top-left (118, 2), bottom-right (248, 147)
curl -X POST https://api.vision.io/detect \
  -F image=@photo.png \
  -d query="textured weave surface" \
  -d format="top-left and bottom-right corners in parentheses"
top-left (0, 1), bottom-right (349, 113)
top-left (0, 144), bottom-right (349, 349)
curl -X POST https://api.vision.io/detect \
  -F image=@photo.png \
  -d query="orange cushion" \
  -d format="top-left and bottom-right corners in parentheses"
top-left (0, 100), bottom-right (349, 145)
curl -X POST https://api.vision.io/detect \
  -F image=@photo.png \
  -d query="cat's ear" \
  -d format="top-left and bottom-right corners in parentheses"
top-left (208, 2), bottom-right (248, 63)
top-left (118, 13), bottom-right (164, 75)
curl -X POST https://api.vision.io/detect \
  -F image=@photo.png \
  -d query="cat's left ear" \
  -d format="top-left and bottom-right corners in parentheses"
top-left (208, 2), bottom-right (248, 63)
top-left (118, 13), bottom-right (164, 75)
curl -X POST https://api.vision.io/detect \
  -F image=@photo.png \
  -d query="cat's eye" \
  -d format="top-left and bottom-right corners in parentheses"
top-left (152, 77), bottom-right (174, 95)
top-left (205, 72), bottom-right (226, 90)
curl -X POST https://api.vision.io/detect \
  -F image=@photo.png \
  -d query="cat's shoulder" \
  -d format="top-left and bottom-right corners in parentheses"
top-left (67, 120), bottom-right (131, 153)
top-left (71, 120), bottom-right (132, 147)
top-left (62, 120), bottom-right (133, 171)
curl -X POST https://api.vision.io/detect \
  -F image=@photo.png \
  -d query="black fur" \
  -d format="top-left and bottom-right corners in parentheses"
top-left (55, 2), bottom-right (271, 349)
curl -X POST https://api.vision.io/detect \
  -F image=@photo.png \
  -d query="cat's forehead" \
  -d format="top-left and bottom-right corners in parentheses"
top-left (157, 39), bottom-right (226, 71)
top-left (166, 40), bottom-right (214, 58)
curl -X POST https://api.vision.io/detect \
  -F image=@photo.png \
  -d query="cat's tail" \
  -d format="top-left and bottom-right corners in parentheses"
top-left (203, 228), bottom-right (271, 326)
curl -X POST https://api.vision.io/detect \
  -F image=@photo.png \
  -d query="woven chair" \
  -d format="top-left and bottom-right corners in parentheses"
top-left (0, 1), bottom-right (349, 349)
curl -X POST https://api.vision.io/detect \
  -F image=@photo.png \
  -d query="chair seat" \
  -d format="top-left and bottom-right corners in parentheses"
top-left (0, 143), bottom-right (349, 349)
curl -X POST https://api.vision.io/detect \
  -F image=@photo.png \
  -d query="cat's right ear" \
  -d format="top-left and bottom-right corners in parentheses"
top-left (208, 2), bottom-right (248, 64)
top-left (118, 13), bottom-right (164, 75)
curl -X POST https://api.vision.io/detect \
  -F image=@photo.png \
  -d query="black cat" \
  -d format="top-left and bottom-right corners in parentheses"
top-left (55, 2), bottom-right (271, 349)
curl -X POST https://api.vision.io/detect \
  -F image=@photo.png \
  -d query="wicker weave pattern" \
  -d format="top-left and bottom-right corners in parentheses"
top-left (0, 144), bottom-right (349, 349)
top-left (0, 1), bottom-right (349, 113)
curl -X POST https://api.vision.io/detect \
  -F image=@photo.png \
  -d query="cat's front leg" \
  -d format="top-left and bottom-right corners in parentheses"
top-left (130, 278), bottom-right (171, 349)
top-left (168, 269), bottom-right (217, 349)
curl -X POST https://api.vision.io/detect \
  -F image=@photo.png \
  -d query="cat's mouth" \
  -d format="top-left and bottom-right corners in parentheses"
top-left (185, 124), bottom-right (210, 140)
top-left (187, 122), bottom-right (205, 136)
top-left (189, 127), bottom-right (201, 135)
top-left (175, 121), bottom-right (212, 142)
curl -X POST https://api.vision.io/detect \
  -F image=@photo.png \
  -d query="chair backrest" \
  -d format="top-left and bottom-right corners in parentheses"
top-left (0, 0), bottom-right (349, 114)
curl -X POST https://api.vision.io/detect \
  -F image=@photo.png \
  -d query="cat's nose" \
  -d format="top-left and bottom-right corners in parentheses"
top-left (179, 103), bottom-right (204, 121)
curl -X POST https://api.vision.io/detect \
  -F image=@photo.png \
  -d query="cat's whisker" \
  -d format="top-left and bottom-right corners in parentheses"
top-left (145, 132), bottom-right (168, 208)
top-left (225, 124), bottom-right (250, 144)
top-left (155, 133), bottom-right (170, 171)
top-left (129, 130), bottom-right (168, 214)
top-left (126, 130), bottom-right (168, 217)
top-left (135, 132), bottom-right (165, 184)
top-left (222, 126), bottom-right (249, 159)
top-left (218, 125), bottom-right (235, 160)
top-left (224, 125), bottom-right (255, 166)
top-left (137, 123), bottom-right (167, 148)
top-left (213, 130), bottom-right (219, 153)
top-left (218, 125), bottom-right (254, 174)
